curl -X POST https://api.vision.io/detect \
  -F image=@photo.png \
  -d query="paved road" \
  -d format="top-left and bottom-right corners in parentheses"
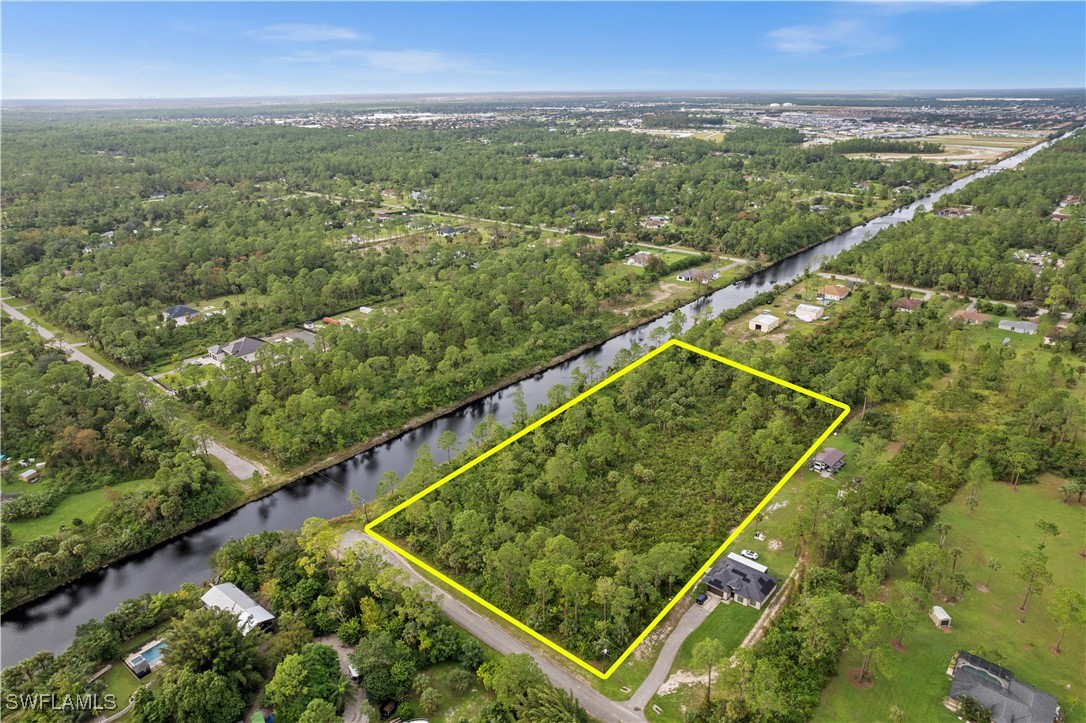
top-left (206, 439), bottom-right (266, 479)
top-left (2, 299), bottom-right (267, 480)
top-left (339, 531), bottom-right (638, 723)
top-left (2, 300), bottom-right (119, 379)
top-left (626, 599), bottom-right (714, 713)
top-left (816, 273), bottom-right (934, 300)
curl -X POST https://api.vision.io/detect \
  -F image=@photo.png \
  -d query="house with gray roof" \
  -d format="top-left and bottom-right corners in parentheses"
top-left (998, 320), bottom-right (1038, 335)
top-left (162, 305), bottom-right (199, 326)
top-left (703, 553), bottom-right (778, 609)
top-left (208, 337), bottom-right (266, 365)
top-left (946, 651), bottom-right (1060, 723)
top-left (811, 448), bottom-right (846, 473)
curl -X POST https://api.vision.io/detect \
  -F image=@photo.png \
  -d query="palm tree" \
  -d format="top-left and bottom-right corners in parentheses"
top-left (935, 522), bottom-right (952, 548)
top-left (517, 687), bottom-right (589, 723)
top-left (985, 558), bottom-right (1001, 588)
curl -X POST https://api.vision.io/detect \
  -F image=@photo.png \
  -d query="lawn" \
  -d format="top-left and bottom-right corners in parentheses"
top-left (403, 660), bottom-right (498, 722)
top-left (646, 603), bottom-right (763, 723)
top-left (4, 477), bottom-right (158, 547)
top-left (814, 473), bottom-right (1086, 723)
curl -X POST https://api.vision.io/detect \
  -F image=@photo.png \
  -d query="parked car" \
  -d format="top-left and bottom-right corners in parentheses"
top-left (740, 549), bottom-right (759, 560)
top-left (696, 593), bottom-right (708, 605)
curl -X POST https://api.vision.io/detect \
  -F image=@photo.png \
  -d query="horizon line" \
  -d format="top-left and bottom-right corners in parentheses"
top-left (5, 86), bottom-right (1084, 106)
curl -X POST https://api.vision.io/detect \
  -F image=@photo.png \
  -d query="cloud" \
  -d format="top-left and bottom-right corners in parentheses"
top-left (249, 23), bottom-right (367, 42)
top-left (767, 19), bottom-right (894, 56)
top-left (279, 48), bottom-right (471, 75)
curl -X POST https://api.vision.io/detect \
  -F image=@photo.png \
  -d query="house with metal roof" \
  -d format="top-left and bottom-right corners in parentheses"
top-left (201, 583), bottom-right (276, 635)
top-left (998, 320), bottom-right (1038, 335)
top-left (945, 651), bottom-right (1061, 723)
top-left (811, 448), bottom-right (846, 473)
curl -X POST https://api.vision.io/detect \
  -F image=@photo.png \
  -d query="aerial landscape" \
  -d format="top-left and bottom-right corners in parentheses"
top-left (0, 2), bottom-right (1083, 723)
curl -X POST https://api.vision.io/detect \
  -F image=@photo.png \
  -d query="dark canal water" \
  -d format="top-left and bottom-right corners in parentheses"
top-left (0, 133), bottom-right (1069, 667)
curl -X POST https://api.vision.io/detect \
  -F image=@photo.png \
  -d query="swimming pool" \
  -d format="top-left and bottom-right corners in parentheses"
top-left (141, 641), bottom-right (167, 664)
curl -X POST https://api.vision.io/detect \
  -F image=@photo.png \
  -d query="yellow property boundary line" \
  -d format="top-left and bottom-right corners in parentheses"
top-left (366, 339), bottom-right (850, 680)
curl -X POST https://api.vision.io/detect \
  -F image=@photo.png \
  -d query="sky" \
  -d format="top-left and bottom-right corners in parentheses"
top-left (2, 2), bottom-right (1084, 99)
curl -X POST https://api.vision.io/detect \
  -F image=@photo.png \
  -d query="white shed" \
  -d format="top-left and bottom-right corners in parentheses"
top-left (749, 314), bottom-right (780, 333)
top-left (930, 605), bottom-right (952, 629)
top-left (795, 304), bottom-right (824, 323)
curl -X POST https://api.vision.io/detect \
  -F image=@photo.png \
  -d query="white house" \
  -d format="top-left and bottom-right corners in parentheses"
top-left (201, 583), bottom-right (276, 635)
top-left (794, 304), bottom-right (824, 323)
top-left (626, 252), bottom-right (654, 267)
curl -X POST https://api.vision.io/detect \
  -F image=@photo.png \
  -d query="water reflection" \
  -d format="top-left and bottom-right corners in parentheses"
top-left (0, 132), bottom-right (1070, 666)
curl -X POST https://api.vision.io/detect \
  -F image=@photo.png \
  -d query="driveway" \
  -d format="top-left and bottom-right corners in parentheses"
top-left (316, 634), bottom-right (368, 723)
top-left (625, 599), bottom-right (715, 714)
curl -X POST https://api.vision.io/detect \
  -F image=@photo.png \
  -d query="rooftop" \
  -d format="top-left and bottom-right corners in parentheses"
top-left (949, 651), bottom-right (1060, 723)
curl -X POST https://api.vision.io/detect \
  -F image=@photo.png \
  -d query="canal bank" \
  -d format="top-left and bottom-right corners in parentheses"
top-left (0, 130), bottom-right (1072, 668)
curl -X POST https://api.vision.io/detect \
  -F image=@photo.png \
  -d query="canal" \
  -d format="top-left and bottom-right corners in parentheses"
top-left (0, 132), bottom-right (1068, 667)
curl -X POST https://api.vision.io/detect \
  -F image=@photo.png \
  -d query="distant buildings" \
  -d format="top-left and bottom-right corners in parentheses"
top-left (640, 215), bottom-right (671, 229)
top-left (676, 268), bottom-right (721, 284)
top-left (936, 207), bottom-right (972, 218)
top-left (264, 329), bottom-right (317, 348)
top-left (437, 226), bottom-right (467, 237)
top-left (626, 251), bottom-right (655, 267)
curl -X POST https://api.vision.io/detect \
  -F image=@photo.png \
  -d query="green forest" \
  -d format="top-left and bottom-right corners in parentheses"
top-left (827, 134), bottom-right (1086, 352)
top-left (1, 120), bottom-right (952, 371)
top-left (374, 345), bottom-right (841, 667)
top-left (0, 318), bottom-right (237, 611)
top-left (1, 517), bottom-right (589, 722)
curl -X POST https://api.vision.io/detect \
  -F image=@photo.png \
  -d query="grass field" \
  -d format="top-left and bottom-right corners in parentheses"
top-left (814, 473), bottom-right (1086, 723)
top-left (4, 477), bottom-right (158, 547)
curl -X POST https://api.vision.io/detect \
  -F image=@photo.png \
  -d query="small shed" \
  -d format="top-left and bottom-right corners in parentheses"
top-left (930, 605), bottom-right (952, 629)
top-left (749, 314), bottom-right (780, 333)
top-left (18, 469), bottom-right (39, 483)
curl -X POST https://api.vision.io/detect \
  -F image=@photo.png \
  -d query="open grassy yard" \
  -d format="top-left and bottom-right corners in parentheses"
top-left (403, 660), bottom-right (498, 722)
top-left (814, 473), bottom-right (1086, 723)
top-left (646, 603), bottom-right (763, 722)
top-left (4, 477), bottom-right (158, 547)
